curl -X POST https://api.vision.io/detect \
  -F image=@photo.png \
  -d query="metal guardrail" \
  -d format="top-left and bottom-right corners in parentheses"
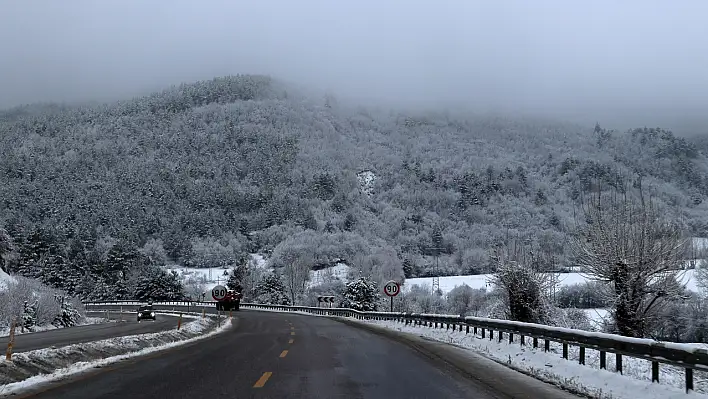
top-left (83, 300), bottom-right (707, 393)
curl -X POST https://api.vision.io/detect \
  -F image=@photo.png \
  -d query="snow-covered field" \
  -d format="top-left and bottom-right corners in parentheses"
top-left (308, 263), bottom-right (350, 288)
top-left (0, 312), bottom-right (231, 395)
top-left (405, 269), bottom-right (701, 295)
top-left (164, 253), bottom-right (269, 291)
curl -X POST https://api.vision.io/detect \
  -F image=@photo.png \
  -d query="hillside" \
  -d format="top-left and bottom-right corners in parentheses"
top-left (1, 74), bottom-right (708, 300)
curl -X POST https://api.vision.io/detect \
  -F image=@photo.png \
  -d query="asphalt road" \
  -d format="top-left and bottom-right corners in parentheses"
top-left (0, 312), bottom-right (180, 353)
top-left (10, 310), bottom-right (579, 399)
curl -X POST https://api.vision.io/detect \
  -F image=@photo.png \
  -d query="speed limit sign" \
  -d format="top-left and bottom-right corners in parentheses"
top-left (211, 285), bottom-right (227, 301)
top-left (384, 280), bottom-right (400, 297)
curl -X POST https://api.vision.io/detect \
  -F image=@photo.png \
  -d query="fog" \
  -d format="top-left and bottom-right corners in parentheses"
top-left (2, 0), bottom-right (707, 131)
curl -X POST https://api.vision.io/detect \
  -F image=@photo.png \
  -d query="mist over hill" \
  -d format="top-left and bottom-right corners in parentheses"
top-left (1, 74), bottom-right (708, 300)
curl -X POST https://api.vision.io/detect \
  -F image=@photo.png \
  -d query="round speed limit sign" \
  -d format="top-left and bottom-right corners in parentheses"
top-left (211, 285), bottom-right (227, 301)
top-left (384, 280), bottom-right (400, 297)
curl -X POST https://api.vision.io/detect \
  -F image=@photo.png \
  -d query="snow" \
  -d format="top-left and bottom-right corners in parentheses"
top-left (356, 170), bottom-right (376, 196)
top-left (164, 253), bottom-right (270, 291)
top-left (358, 319), bottom-right (708, 398)
top-left (405, 269), bottom-right (702, 295)
top-left (308, 262), bottom-right (351, 287)
top-left (0, 314), bottom-right (232, 395)
top-left (0, 269), bottom-right (14, 291)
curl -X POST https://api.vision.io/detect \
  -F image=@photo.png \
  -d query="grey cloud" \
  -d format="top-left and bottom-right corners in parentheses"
top-left (1, 0), bottom-right (707, 130)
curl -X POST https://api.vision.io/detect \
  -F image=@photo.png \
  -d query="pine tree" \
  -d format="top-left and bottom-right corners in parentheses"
top-left (402, 258), bottom-right (414, 278)
top-left (52, 299), bottom-right (81, 328)
top-left (253, 273), bottom-right (290, 305)
top-left (226, 267), bottom-right (242, 291)
top-left (22, 300), bottom-right (38, 331)
top-left (340, 277), bottom-right (379, 311)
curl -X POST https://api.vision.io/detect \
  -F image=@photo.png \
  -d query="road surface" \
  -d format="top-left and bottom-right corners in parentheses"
top-left (9, 310), bottom-right (579, 399)
top-left (0, 312), bottom-right (180, 353)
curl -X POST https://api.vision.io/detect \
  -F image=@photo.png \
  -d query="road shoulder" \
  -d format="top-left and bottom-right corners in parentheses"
top-left (332, 316), bottom-right (581, 399)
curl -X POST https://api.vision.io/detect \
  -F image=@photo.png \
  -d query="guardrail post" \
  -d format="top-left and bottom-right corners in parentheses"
top-left (562, 343), bottom-right (568, 359)
top-left (616, 354), bottom-right (623, 374)
top-left (489, 330), bottom-right (493, 340)
top-left (177, 312), bottom-right (182, 330)
top-left (5, 317), bottom-right (16, 361)
top-left (651, 361), bottom-right (659, 383)
top-left (481, 328), bottom-right (485, 339)
top-left (520, 335), bottom-right (525, 346)
top-left (686, 368), bottom-right (694, 392)
top-left (544, 339), bottom-right (549, 352)
top-left (466, 325), bottom-right (469, 334)
top-left (579, 346), bottom-right (585, 365)
top-left (532, 337), bottom-right (537, 348)
top-left (508, 332), bottom-right (513, 344)
top-left (600, 351), bottom-right (606, 369)
top-left (499, 331), bottom-right (504, 342)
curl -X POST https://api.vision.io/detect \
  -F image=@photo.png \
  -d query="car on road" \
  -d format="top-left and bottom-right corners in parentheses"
top-left (137, 305), bottom-right (156, 322)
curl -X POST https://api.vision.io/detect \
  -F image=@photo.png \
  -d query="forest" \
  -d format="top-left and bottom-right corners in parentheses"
top-left (1, 74), bottom-right (708, 305)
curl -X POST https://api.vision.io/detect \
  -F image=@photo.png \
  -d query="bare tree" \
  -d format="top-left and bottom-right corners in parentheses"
top-left (488, 239), bottom-right (556, 324)
top-left (569, 176), bottom-right (687, 337)
top-left (281, 250), bottom-right (312, 305)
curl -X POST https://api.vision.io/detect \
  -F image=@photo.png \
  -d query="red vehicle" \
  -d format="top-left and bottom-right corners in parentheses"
top-left (216, 289), bottom-right (243, 311)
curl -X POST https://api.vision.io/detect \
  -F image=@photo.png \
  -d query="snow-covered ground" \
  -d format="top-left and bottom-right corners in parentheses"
top-left (0, 312), bottom-right (231, 395)
top-left (0, 269), bottom-right (15, 291)
top-left (308, 263), bottom-right (350, 288)
top-left (164, 253), bottom-right (269, 292)
top-left (406, 269), bottom-right (701, 295)
top-left (358, 318), bottom-right (708, 399)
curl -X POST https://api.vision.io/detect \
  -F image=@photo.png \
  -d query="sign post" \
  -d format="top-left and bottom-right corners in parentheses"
top-left (383, 280), bottom-right (400, 312)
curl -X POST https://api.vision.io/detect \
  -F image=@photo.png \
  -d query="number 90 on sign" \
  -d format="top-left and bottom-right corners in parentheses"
top-left (212, 285), bottom-right (227, 301)
top-left (384, 281), bottom-right (400, 297)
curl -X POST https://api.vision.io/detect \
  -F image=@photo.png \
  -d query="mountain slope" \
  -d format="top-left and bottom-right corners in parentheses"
top-left (1, 74), bottom-right (707, 298)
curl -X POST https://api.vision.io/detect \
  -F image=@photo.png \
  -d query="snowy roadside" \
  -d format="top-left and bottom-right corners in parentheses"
top-left (360, 319), bottom-right (708, 399)
top-left (0, 313), bottom-right (232, 396)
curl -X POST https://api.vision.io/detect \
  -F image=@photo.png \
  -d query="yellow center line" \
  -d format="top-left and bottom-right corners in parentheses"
top-left (291, 331), bottom-right (295, 335)
top-left (288, 338), bottom-right (294, 344)
top-left (253, 372), bottom-right (273, 388)
top-left (280, 350), bottom-right (288, 358)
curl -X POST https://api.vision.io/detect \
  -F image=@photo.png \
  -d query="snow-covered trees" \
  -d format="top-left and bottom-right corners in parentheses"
top-left (569, 177), bottom-right (687, 337)
top-left (340, 277), bottom-right (379, 311)
top-left (131, 266), bottom-right (184, 301)
top-left (488, 241), bottom-right (554, 324)
top-left (0, 227), bottom-right (14, 273)
top-left (253, 273), bottom-right (290, 305)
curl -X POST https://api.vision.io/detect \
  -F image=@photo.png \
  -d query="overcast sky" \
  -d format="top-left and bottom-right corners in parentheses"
top-left (1, 0), bottom-right (707, 130)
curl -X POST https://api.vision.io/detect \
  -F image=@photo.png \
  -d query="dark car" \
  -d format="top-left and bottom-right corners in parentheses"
top-left (137, 305), bottom-right (156, 322)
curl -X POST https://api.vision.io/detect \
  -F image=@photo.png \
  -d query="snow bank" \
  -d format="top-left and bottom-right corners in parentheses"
top-left (0, 313), bottom-right (231, 394)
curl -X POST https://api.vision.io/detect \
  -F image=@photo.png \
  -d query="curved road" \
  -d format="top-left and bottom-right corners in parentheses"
top-left (0, 312), bottom-right (180, 353)
top-left (8, 310), bottom-right (579, 399)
